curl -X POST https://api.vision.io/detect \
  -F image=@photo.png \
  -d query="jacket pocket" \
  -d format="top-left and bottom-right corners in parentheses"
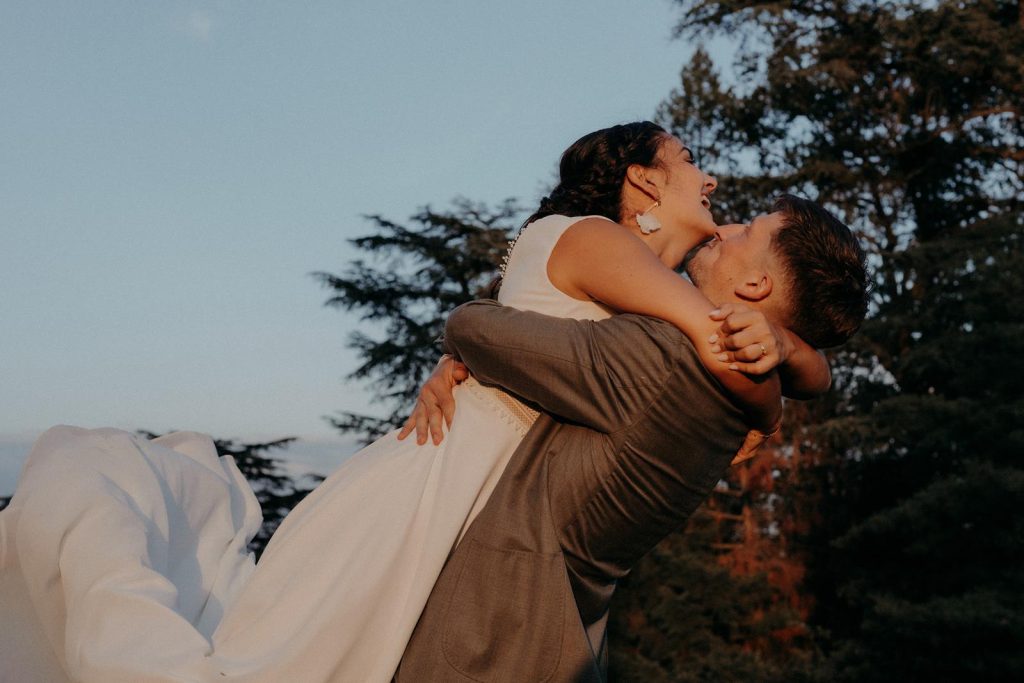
top-left (442, 539), bottom-right (566, 682)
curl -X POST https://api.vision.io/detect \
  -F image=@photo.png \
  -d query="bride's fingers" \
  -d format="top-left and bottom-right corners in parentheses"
top-left (719, 324), bottom-right (768, 351)
top-left (397, 400), bottom-right (430, 445)
top-left (417, 389), bottom-right (448, 445)
top-left (414, 401), bottom-right (430, 445)
top-left (711, 306), bottom-right (755, 335)
top-left (424, 394), bottom-right (443, 444)
top-left (727, 355), bottom-right (776, 376)
top-left (731, 342), bottom-right (771, 363)
top-left (417, 410), bottom-right (431, 445)
top-left (430, 410), bottom-right (444, 445)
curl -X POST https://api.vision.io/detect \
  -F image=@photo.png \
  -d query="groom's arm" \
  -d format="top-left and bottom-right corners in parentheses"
top-left (444, 300), bottom-right (680, 434)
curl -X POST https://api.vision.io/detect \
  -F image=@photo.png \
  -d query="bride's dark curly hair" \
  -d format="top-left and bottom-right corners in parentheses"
top-left (523, 121), bottom-right (669, 228)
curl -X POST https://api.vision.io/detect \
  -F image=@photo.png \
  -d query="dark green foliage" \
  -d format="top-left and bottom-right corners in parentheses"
top-left (641, 0), bottom-right (1024, 680)
top-left (313, 199), bottom-right (522, 443)
top-left (138, 431), bottom-right (320, 558)
top-left (814, 213), bottom-right (1024, 680)
top-left (822, 464), bottom-right (1024, 681)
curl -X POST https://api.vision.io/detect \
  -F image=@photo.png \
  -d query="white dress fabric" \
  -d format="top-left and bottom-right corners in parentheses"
top-left (0, 429), bottom-right (259, 682)
top-left (0, 214), bottom-right (612, 682)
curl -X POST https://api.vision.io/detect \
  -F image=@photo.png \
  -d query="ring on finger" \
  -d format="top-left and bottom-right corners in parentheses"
top-left (759, 343), bottom-right (768, 358)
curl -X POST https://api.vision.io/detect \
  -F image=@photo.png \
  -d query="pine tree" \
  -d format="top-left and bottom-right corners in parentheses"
top-left (313, 199), bottom-right (521, 443)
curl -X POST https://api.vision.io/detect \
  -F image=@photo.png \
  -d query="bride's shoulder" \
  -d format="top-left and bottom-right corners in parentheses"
top-left (547, 216), bottom-right (638, 292)
top-left (555, 215), bottom-right (631, 250)
top-left (524, 214), bottom-right (617, 232)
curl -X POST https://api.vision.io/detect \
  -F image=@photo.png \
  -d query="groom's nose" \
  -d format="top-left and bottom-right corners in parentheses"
top-left (714, 223), bottom-right (744, 241)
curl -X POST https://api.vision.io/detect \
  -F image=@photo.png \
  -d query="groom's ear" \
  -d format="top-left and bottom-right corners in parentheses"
top-left (734, 271), bottom-right (773, 302)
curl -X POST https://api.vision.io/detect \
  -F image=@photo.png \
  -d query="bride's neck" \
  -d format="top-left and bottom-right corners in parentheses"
top-left (627, 224), bottom-right (700, 270)
top-left (618, 199), bottom-right (702, 269)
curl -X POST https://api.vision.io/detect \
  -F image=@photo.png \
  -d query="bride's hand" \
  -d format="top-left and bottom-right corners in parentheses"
top-left (397, 355), bottom-right (469, 445)
top-left (708, 304), bottom-right (794, 376)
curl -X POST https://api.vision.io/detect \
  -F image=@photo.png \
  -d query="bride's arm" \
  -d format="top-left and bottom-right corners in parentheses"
top-left (553, 220), bottom-right (831, 399)
top-left (549, 218), bottom-right (782, 430)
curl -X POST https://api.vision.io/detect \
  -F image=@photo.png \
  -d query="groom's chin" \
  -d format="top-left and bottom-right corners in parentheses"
top-left (682, 246), bottom-right (704, 286)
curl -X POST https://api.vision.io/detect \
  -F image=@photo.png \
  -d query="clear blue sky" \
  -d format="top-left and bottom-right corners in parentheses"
top-left (1, 0), bottom-right (722, 492)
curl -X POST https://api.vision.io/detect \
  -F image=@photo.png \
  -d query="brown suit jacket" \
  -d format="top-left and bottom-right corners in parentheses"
top-left (394, 301), bottom-right (749, 682)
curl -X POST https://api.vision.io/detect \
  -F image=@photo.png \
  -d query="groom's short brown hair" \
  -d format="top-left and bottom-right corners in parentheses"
top-left (771, 195), bottom-right (869, 348)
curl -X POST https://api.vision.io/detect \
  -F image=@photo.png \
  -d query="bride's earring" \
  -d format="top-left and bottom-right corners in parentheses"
top-left (636, 200), bottom-right (662, 234)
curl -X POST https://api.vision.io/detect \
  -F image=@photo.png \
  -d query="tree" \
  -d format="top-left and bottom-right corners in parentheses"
top-left (651, 0), bottom-right (1024, 679)
top-left (313, 199), bottom-right (522, 443)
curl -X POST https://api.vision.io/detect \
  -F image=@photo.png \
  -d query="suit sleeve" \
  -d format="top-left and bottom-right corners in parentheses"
top-left (444, 300), bottom-right (678, 434)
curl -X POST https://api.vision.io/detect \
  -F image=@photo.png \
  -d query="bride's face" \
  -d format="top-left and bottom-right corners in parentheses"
top-left (652, 136), bottom-right (718, 243)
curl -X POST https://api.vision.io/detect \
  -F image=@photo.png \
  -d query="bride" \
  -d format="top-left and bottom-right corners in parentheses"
top-left (0, 122), bottom-right (827, 682)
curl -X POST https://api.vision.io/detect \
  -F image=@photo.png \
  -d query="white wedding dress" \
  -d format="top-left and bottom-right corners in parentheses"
top-left (0, 215), bottom-right (612, 683)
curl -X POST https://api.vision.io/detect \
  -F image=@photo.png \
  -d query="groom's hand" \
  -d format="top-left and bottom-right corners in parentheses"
top-left (397, 355), bottom-right (468, 446)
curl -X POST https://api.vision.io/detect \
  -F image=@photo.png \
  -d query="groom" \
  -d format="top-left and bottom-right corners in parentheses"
top-left (393, 195), bottom-right (868, 682)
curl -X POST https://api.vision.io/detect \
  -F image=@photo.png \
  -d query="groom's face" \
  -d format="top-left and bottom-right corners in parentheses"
top-left (686, 212), bottom-right (785, 308)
